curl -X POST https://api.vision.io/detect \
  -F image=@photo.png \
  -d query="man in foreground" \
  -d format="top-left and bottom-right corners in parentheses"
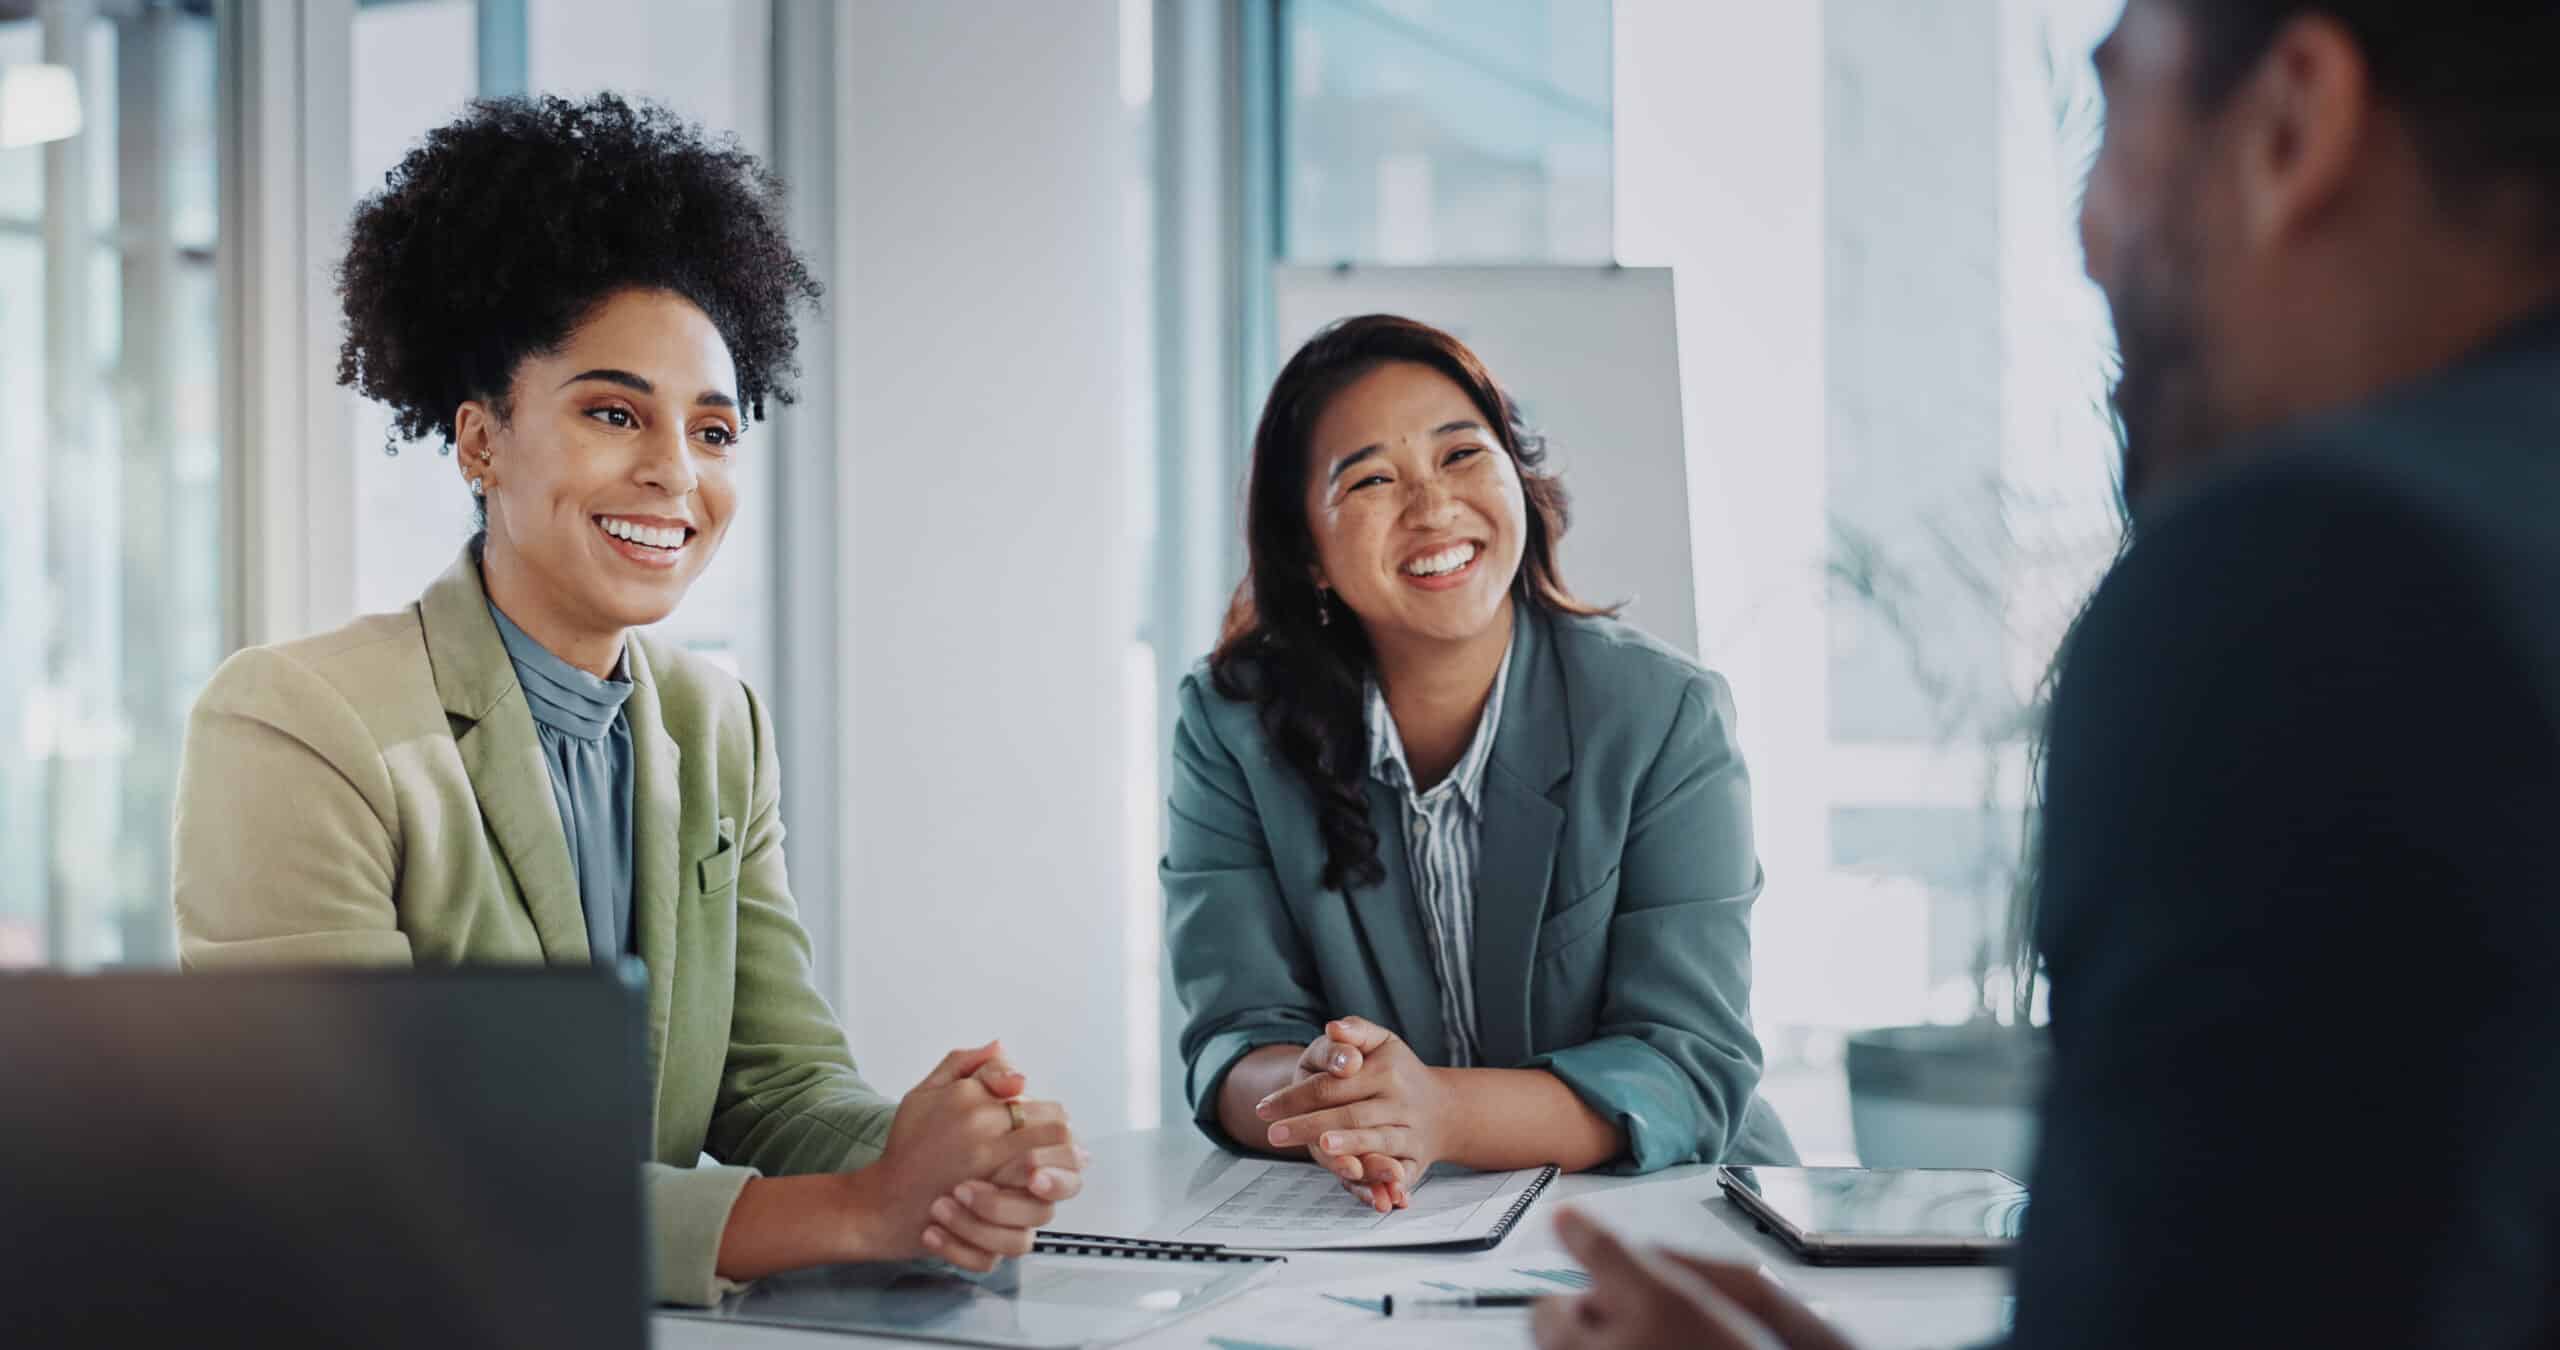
top-left (1538, 1), bottom-right (2560, 1345)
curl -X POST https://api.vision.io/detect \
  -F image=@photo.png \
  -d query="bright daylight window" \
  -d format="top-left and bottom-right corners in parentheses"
top-left (1282, 0), bottom-right (1612, 264)
top-left (0, 5), bottom-right (221, 969)
top-left (1610, 0), bottom-right (2127, 1164)
top-left (1272, 0), bottom-right (2127, 1164)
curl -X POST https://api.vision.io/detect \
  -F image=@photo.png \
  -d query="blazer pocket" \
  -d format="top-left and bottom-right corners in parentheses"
top-left (1534, 867), bottom-right (1620, 961)
top-left (695, 816), bottom-right (740, 896)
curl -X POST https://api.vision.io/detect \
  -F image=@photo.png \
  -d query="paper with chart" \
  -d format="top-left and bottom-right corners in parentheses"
top-left (1143, 1159), bottom-right (1552, 1250)
top-left (1119, 1257), bottom-right (1591, 1350)
top-left (1133, 1259), bottom-right (2006, 1350)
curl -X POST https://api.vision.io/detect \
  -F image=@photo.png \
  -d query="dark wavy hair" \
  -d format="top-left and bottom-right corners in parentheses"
top-left (335, 93), bottom-right (821, 452)
top-left (1209, 315), bottom-right (1614, 892)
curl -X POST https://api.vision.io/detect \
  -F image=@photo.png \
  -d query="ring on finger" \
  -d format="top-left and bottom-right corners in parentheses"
top-left (1007, 1100), bottom-right (1027, 1131)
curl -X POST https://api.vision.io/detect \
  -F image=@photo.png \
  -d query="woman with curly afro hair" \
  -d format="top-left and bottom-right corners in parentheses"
top-left (171, 94), bottom-right (1084, 1306)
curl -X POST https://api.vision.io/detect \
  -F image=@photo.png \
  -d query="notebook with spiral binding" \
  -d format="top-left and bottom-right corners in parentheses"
top-left (1111, 1159), bottom-right (1561, 1252)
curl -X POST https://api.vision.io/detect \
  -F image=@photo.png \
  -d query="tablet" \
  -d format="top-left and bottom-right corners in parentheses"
top-left (1715, 1166), bottom-right (2027, 1265)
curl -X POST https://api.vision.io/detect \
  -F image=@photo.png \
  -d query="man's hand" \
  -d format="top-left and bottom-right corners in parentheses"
top-left (1531, 1208), bottom-right (1858, 1350)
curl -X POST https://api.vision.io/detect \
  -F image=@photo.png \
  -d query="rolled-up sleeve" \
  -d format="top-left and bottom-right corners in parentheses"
top-left (1160, 672), bottom-right (1328, 1148)
top-left (1526, 672), bottom-right (1768, 1172)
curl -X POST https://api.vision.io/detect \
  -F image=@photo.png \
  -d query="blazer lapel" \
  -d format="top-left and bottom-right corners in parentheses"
top-left (1471, 608), bottom-right (1571, 1068)
top-left (418, 546), bottom-right (589, 965)
top-left (1351, 781), bottom-right (1450, 1061)
top-left (620, 638), bottom-right (684, 1112)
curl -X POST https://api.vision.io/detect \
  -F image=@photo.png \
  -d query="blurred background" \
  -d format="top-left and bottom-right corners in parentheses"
top-left (0, 0), bottom-right (2126, 1168)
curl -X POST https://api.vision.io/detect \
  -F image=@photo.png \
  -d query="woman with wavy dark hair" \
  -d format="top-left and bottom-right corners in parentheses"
top-left (172, 95), bottom-right (1083, 1305)
top-left (1164, 315), bottom-right (1792, 1208)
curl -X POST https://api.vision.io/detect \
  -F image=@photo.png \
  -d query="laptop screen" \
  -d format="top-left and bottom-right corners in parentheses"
top-left (0, 968), bottom-right (648, 1349)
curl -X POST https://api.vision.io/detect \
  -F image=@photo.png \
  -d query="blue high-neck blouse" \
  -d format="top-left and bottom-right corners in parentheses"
top-left (488, 601), bottom-right (638, 964)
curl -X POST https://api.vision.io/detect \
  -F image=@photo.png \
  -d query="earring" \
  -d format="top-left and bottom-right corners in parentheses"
top-left (467, 476), bottom-right (484, 496)
top-left (383, 427), bottom-right (402, 458)
top-left (1317, 588), bottom-right (1332, 627)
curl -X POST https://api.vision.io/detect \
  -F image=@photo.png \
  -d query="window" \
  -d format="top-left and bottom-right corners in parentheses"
top-left (0, 0), bottom-right (801, 970)
top-left (0, 6), bottom-right (222, 968)
top-left (1254, 0), bottom-right (2125, 1161)
top-left (349, 0), bottom-right (482, 620)
top-left (1120, 0), bottom-right (1163, 1129)
top-left (1281, 0), bottom-right (1612, 264)
top-left (1617, 0), bottom-right (2126, 1161)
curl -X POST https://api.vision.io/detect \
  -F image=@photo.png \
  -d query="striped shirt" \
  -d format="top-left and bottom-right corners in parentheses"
top-left (1364, 633), bottom-right (1514, 1069)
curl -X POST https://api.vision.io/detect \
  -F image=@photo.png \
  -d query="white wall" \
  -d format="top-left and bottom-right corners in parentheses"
top-left (348, 0), bottom-right (478, 620)
top-left (835, 0), bottom-right (1136, 1129)
top-left (1615, 2), bottom-right (2127, 1163)
top-left (527, 0), bottom-right (770, 152)
top-left (1612, 0), bottom-right (1833, 1030)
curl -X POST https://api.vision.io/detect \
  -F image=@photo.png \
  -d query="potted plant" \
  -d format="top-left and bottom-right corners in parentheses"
top-left (1827, 452), bottom-right (2122, 1174)
top-left (1823, 21), bottom-right (2129, 1174)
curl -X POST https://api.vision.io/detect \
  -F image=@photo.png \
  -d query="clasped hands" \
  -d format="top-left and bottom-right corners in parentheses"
top-left (856, 1040), bottom-right (1090, 1272)
top-left (1254, 1016), bottom-right (1459, 1213)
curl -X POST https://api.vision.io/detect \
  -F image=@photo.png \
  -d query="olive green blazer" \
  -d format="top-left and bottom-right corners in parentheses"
top-left (173, 546), bottom-right (892, 1307)
top-left (1164, 607), bottom-right (1794, 1171)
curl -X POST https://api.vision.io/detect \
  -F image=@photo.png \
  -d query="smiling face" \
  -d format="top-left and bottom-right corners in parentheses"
top-left (1301, 360), bottom-right (1528, 651)
top-left (460, 286), bottom-right (743, 663)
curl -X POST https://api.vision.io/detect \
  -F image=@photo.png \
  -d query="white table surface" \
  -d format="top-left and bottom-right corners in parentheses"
top-left (655, 1127), bottom-right (2012, 1350)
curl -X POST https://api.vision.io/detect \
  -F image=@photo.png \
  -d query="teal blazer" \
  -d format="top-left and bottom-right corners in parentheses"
top-left (1163, 607), bottom-right (1794, 1171)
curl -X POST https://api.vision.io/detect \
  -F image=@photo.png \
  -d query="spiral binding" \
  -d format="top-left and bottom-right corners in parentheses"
top-left (1484, 1166), bottom-right (1562, 1247)
top-left (1034, 1232), bottom-right (1286, 1265)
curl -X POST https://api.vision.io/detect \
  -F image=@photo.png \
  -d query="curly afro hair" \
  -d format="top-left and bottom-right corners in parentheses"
top-left (336, 93), bottom-right (820, 446)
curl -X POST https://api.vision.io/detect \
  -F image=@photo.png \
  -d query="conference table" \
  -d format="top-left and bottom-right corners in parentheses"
top-left (655, 1126), bottom-right (2012, 1349)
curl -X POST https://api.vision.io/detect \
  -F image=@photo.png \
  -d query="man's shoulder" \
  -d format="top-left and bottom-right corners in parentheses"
top-left (2123, 389), bottom-right (2560, 662)
top-left (2239, 331), bottom-right (2560, 562)
top-left (2049, 383), bottom-right (2560, 872)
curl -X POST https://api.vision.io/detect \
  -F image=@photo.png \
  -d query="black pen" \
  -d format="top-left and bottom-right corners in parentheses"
top-left (1382, 1292), bottom-right (1541, 1316)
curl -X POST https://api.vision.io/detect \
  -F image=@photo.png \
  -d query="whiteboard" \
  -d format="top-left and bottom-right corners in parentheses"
top-left (1273, 265), bottom-right (1697, 655)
